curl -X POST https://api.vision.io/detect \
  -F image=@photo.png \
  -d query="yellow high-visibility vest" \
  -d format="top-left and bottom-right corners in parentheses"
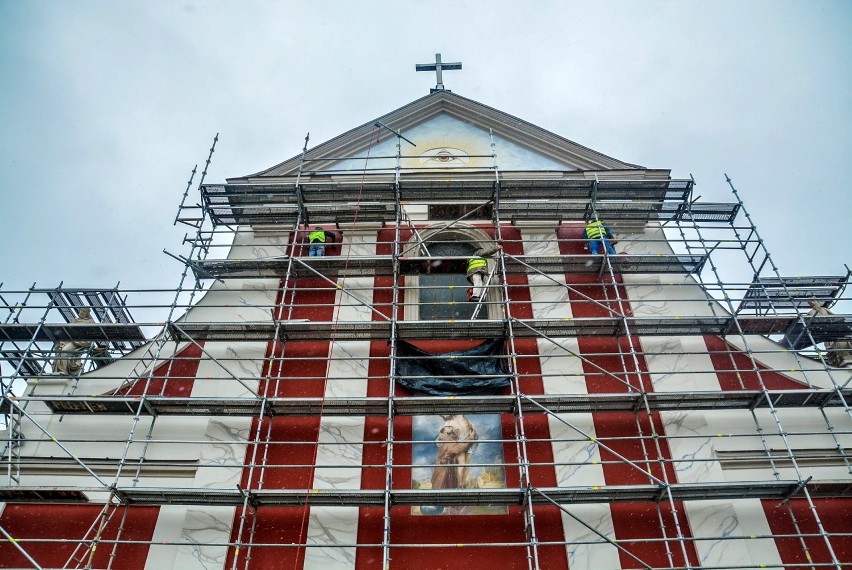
top-left (309, 229), bottom-right (326, 243)
top-left (585, 221), bottom-right (607, 239)
top-left (467, 257), bottom-right (487, 273)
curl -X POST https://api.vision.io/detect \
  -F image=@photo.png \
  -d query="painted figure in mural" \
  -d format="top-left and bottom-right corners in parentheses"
top-left (52, 307), bottom-right (95, 375)
top-left (583, 220), bottom-right (617, 255)
top-left (807, 299), bottom-right (852, 367)
top-left (431, 414), bottom-right (479, 493)
top-left (466, 245), bottom-right (500, 302)
top-left (308, 227), bottom-right (335, 257)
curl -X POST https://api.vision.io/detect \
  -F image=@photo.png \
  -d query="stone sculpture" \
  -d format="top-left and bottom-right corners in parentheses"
top-left (52, 307), bottom-right (95, 375)
top-left (807, 299), bottom-right (852, 368)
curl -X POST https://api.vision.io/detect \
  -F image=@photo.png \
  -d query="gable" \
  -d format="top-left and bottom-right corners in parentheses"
top-left (231, 91), bottom-right (648, 182)
top-left (330, 113), bottom-right (572, 172)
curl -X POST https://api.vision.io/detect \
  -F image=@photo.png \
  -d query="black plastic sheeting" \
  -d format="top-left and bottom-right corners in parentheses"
top-left (395, 338), bottom-right (510, 395)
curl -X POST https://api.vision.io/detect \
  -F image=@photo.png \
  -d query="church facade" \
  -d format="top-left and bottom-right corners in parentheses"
top-left (1, 80), bottom-right (850, 569)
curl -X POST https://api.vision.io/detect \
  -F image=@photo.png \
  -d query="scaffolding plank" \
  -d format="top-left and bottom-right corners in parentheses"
top-left (209, 205), bottom-right (300, 226)
top-left (193, 254), bottom-right (707, 281)
top-left (782, 316), bottom-right (852, 349)
top-left (739, 275), bottom-right (849, 312)
top-left (33, 389), bottom-right (851, 417)
top-left (200, 179), bottom-right (711, 226)
top-left (162, 316), bottom-right (837, 342)
top-left (302, 203), bottom-right (397, 224)
top-left (502, 254), bottom-right (707, 275)
top-left (498, 178), bottom-right (692, 202)
top-left (0, 349), bottom-right (44, 377)
top-left (204, 179), bottom-right (694, 206)
top-left (207, 203), bottom-right (399, 226)
top-left (193, 256), bottom-right (396, 280)
top-left (162, 315), bottom-right (852, 343)
top-left (501, 200), bottom-right (672, 223)
top-left (83, 290), bottom-right (144, 350)
top-left (47, 291), bottom-right (84, 323)
top-left (100, 479), bottom-right (851, 507)
top-left (0, 323), bottom-right (146, 343)
top-left (300, 180), bottom-right (397, 203)
top-left (399, 178), bottom-right (496, 202)
top-left (203, 183), bottom-right (302, 226)
top-left (0, 488), bottom-right (89, 503)
top-left (659, 202), bottom-right (740, 223)
top-left (5, 480), bottom-right (844, 507)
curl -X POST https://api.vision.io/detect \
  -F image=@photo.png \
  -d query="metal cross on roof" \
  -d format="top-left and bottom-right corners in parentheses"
top-left (416, 53), bottom-right (462, 92)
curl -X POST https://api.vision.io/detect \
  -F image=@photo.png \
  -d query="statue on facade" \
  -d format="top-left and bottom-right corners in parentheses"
top-left (807, 299), bottom-right (852, 368)
top-left (52, 307), bottom-right (95, 375)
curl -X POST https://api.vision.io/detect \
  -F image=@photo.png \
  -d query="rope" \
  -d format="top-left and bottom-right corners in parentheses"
top-left (292, 124), bottom-right (381, 566)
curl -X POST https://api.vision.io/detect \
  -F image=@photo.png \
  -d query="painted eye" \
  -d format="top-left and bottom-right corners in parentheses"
top-left (419, 147), bottom-right (469, 166)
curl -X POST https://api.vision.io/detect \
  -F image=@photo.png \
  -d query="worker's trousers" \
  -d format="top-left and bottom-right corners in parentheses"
top-left (469, 272), bottom-right (486, 300)
top-left (589, 239), bottom-right (616, 255)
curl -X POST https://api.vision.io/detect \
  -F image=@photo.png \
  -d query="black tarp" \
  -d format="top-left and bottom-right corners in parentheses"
top-left (395, 338), bottom-right (510, 395)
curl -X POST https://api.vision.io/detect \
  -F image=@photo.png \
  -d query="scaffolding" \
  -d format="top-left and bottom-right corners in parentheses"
top-left (1, 126), bottom-right (851, 570)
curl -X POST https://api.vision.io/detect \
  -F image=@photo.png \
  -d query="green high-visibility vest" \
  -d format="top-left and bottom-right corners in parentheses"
top-left (468, 257), bottom-right (487, 272)
top-left (309, 229), bottom-right (326, 243)
top-left (585, 221), bottom-right (607, 239)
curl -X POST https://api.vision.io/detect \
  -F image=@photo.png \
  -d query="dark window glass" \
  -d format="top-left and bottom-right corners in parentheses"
top-left (429, 204), bottom-right (493, 220)
top-left (417, 241), bottom-right (488, 320)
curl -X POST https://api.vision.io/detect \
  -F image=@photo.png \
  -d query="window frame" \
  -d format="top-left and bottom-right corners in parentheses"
top-left (403, 224), bottom-right (501, 321)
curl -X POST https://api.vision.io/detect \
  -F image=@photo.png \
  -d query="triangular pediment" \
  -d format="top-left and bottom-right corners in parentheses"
top-left (230, 91), bottom-right (652, 182)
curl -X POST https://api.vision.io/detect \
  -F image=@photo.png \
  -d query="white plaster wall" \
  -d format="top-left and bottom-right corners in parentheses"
top-left (169, 227), bottom-right (279, 569)
top-left (330, 114), bottom-right (571, 172)
top-left (145, 505), bottom-right (187, 570)
top-left (685, 499), bottom-right (784, 569)
top-left (606, 225), bottom-right (807, 568)
top-left (173, 506), bottom-right (237, 569)
top-left (561, 504), bottom-right (621, 570)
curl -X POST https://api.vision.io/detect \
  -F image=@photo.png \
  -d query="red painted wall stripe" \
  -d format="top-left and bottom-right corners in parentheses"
top-left (704, 336), bottom-right (806, 390)
top-left (111, 342), bottom-right (203, 397)
top-left (0, 504), bottom-right (159, 569)
top-left (227, 273), bottom-right (338, 569)
top-left (763, 498), bottom-right (852, 567)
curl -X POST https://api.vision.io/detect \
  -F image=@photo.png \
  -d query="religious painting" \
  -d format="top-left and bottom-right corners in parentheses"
top-left (419, 147), bottom-right (470, 167)
top-left (411, 413), bottom-right (507, 515)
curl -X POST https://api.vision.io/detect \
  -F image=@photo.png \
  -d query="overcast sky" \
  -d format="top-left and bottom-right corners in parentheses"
top-left (1, 1), bottom-right (850, 312)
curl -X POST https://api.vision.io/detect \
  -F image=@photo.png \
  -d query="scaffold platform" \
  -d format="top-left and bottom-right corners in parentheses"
top-left (739, 275), bottom-right (849, 313)
top-left (114, 480), bottom-right (851, 506)
top-left (2, 479), bottom-right (846, 507)
top-left (0, 323), bottom-right (147, 343)
top-left (6, 315), bottom-right (844, 346)
top-left (190, 253), bottom-right (708, 280)
top-left (198, 178), bottom-right (740, 227)
top-left (25, 388), bottom-right (850, 417)
top-left (164, 315), bottom-right (852, 342)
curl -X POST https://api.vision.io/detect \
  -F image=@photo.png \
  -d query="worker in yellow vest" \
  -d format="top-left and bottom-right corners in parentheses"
top-left (466, 244), bottom-right (500, 302)
top-left (308, 227), bottom-right (334, 257)
top-left (583, 220), bottom-right (616, 255)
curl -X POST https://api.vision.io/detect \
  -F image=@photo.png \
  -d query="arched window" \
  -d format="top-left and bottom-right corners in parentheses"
top-left (418, 241), bottom-right (481, 320)
top-left (404, 225), bottom-right (500, 321)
